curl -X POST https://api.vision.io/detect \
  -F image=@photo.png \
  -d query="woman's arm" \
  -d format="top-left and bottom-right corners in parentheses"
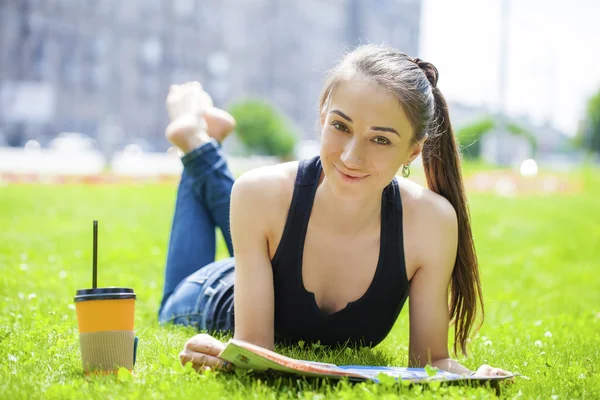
top-left (407, 195), bottom-right (511, 376)
top-left (407, 195), bottom-right (459, 370)
top-left (179, 167), bottom-right (281, 370)
top-left (229, 169), bottom-right (277, 350)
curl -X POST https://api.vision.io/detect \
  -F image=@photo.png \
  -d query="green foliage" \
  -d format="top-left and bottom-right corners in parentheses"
top-left (424, 365), bottom-right (439, 377)
top-left (1, 173), bottom-right (600, 399)
top-left (455, 118), bottom-right (495, 159)
top-left (228, 99), bottom-right (298, 158)
top-left (581, 88), bottom-right (600, 153)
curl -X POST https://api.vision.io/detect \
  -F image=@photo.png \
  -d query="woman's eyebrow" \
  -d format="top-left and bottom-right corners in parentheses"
top-left (329, 109), bottom-right (400, 136)
top-left (372, 126), bottom-right (400, 136)
top-left (330, 109), bottom-right (352, 122)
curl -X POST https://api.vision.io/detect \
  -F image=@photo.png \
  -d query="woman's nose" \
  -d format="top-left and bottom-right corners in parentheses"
top-left (340, 138), bottom-right (365, 168)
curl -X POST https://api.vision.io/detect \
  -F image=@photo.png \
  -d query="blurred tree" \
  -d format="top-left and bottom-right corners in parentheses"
top-left (455, 117), bottom-right (538, 159)
top-left (578, 89), bottom-right (600, 154)
top-left (455, 117), bottom-right (495, 159)
top-left (228, 99), bottom-right (298, 159)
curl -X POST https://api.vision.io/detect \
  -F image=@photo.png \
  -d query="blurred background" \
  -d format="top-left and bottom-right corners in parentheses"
top-left (0, 0), bottom-right (599, 184)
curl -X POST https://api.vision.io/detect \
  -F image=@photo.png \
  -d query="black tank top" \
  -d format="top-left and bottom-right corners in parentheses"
top-left (271, 156), bottom-right (410, 347)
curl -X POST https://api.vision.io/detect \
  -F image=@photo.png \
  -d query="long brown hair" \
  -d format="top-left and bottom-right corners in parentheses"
top-left (318, 45), bottom-right (484, 356)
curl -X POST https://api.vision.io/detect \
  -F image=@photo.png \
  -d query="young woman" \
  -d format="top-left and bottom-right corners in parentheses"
top-left (158, 44), bottom-right (511, 377)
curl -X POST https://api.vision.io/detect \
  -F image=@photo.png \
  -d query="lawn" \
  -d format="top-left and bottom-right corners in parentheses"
top-left (1, 166), bottom-right (599, 399)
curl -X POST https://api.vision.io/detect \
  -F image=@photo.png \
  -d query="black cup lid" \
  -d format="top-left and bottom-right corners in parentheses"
top-left (74, 287), bottom-right (136, 302)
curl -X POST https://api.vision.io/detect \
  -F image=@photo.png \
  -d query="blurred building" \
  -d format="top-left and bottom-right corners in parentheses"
top-left (448, 101), bottom-right (578, 167)
top-left (0, 0), bottom-right (422, 153)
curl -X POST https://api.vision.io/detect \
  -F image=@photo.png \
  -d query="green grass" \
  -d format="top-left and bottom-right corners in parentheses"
top-left (1, 167), bottom-right (599, 399)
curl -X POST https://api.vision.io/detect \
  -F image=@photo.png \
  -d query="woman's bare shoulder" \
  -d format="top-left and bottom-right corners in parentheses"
top-left (234, 161), bottom-right (298, 191)
top-left (396, 177), bottom-right (457, 223)
top-left (231, 161), bottom-right (299, 210)
top-left (397, 176), bottom-right (459, 273)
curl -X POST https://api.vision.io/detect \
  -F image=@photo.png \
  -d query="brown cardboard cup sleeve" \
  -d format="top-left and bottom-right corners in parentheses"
top-left (79, 330), bottom-right (135, 372)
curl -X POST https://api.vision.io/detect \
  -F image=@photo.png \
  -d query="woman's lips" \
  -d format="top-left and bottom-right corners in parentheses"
top-left (334, 166), bottom-right (368, 183)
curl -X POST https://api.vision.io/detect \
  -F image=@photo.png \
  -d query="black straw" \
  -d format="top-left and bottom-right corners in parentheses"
top-left (93, 220), bottom-right (98, 289)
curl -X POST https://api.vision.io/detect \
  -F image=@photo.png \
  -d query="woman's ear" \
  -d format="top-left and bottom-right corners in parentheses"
top-left (407, 134), bottom-right (427, 165)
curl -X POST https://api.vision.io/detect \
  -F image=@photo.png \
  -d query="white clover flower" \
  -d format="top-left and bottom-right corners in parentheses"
top-left (59, 271), bottom-right (68, 279)
top-left (484, 340), bottom-right (493, 347)
top-left (68, 304), bottom-right (76, 310)
top-left (534, 320), bottom-right (543, 327)
top-left (534, 340), bottom-right (543, 348)
top-left (28, 293), bottom-right (36, 300)
top-left (8, 354), bottom-right (17, 362)
top-left (545, 331), bottom-right (552, 338)
top-left (19, 263), bottom-right (28, 271)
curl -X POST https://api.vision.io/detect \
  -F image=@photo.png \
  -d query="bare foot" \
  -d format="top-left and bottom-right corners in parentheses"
top-left (165, 82), bottom-right (213, 154)
top-left (204, 107), bottom-right (236, 144)
top-left (166, 114), bottom-right (211, 155)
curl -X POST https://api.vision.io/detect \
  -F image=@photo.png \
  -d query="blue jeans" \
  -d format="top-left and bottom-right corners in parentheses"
top-left (158, 139), bottom-right (236, 333)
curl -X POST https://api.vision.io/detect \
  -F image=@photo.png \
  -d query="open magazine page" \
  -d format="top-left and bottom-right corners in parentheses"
top-left (218, 339), bottom-right (366, 379)
top-left (339, 366), bottom-right (468, 382)
top-left (218, 339), bottom-right (515, 383)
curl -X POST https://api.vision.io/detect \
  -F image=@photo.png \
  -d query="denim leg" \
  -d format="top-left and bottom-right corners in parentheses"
top-left (159, 139), bottom-right (235, 314)
top-left (181, 139), bottom-right (235, 257)
top-left (159, 258), bottom-right (235, 332)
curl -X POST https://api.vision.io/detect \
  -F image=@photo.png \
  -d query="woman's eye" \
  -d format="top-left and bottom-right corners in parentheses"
top-left (373, 137), bottom-right (390, 145)
top-left (331, 122), bottom-right (348, 132)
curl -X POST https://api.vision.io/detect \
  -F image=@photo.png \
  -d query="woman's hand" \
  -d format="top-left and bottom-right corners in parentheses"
top-left (179, 333), bottom-right (232, 372)
top-left (472, 364), bottom-right (513, 377)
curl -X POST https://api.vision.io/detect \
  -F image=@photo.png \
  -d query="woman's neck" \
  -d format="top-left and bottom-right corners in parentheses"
top-left (314, 174), bottom-right (382, 234)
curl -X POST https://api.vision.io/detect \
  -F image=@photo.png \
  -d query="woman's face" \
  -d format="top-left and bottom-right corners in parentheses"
top-left (320, 79), bottom-right (420, 196)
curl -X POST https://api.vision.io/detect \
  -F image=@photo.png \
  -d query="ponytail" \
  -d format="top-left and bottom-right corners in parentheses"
top-left (422, 88), bottom-right (484, 356)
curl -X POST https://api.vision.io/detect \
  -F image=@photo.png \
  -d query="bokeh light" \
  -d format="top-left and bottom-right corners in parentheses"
top-left (520, 159), bottom-right (539, 177)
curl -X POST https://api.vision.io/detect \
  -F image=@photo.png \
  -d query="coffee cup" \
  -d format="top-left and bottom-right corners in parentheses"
top-left (74, 287), bottom-right (137, 374)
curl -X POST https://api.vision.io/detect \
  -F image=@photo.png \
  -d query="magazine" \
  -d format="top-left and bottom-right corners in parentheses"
top-left (218, 339), bottom-right (515, 384)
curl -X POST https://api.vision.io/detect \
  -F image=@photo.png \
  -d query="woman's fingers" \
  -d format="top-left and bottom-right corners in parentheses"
top-left (179, 348), bottom-right (228, 370)
top-left (184, 334), bottom-right (225, 356)
top-left (474, 364), bottom-right (513, 377)
top-left (490, 367), bottom-right (511, 376)
top-left (178, 334), bottom-right (233, 372)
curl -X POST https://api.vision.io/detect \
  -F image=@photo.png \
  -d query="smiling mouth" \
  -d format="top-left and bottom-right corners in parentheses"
top-left (334, 166), bottom-right (368, 182)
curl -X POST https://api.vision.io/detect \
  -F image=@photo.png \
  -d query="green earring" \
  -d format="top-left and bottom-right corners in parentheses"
top-left (402, 164), bottom-right (411, 178)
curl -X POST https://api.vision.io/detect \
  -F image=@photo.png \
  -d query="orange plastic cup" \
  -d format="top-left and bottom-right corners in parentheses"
top-left (74, 288), bottom-right (137, 374)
